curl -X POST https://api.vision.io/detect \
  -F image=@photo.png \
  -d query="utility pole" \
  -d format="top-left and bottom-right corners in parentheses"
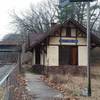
top-left (87, 1), bottom-right (91, 96)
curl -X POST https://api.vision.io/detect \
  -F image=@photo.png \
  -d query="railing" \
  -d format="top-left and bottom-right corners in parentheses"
top-left (0, 64), bottom-right (18, 100)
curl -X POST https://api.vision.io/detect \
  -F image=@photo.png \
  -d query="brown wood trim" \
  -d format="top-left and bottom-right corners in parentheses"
top-left (48, 44), bottom-right (87, 46)
top-left (47, 65), bottom-right (87, 67)
top-left (41, 44), bottom-right (59, 46)
top-left (60, 27), bottom-right (62, 45)
top-left (77, 36), bottom-right (86, 38)
top-left (49, 36), bottom-right (86, 39)
top-left (49, 36), bottom-right (78, 38)
top-left (47, 44), bottom-right (86, 46)
top-left (77, 45), bottom-right (79, 65)
top-left (72, 46), bottom-right (78, 65)
top-left (77, 45), bottom-right (87, 46)
top-left (76, 28), bottom-right (78, 45)
top-left (48, 44), bottom-right (59, 46)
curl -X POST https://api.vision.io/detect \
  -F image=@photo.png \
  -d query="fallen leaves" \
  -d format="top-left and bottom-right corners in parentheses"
top-left (13, 74), bottom-right (34, 100)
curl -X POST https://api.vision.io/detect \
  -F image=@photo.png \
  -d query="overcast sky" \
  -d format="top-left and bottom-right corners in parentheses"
top-left (0, 0), bottom-right (43, 40)
top-left (0, 0), bottom-right (99, 40)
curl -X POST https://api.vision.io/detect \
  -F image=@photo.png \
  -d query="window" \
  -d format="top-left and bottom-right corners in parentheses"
top-left (66, 27), bottom-right (71, 37)
top-left (61, 28), bottom-right (66, 36)
top-left (71, 28), bottom-right (76, 37)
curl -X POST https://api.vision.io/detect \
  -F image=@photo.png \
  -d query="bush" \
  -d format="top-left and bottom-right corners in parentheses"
top-left (31, 64), bottom-right (45, 74)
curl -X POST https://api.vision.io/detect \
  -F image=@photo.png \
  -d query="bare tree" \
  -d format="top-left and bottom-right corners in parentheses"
top-left (10, 0), bottom-right (58, 44)
top-left (10, 0), bottom-right (100, 43)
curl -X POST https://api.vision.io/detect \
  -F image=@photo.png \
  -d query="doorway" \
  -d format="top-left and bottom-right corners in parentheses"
top-left (59, 46), bottom-right (78, 65)
top-left (35, 46), bottom-right (40, 64)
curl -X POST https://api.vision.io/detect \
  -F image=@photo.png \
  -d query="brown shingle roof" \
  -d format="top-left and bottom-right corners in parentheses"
top-left (26, 32), bottom-right (48, 51)
top-left (29, 33), bottom-right (48, 47)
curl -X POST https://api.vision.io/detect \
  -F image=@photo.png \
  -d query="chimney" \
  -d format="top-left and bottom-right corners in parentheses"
top-left (51, 22), bottom-right (56, 28)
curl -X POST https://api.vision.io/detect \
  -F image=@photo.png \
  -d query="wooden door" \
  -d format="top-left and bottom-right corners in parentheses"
top-left (71, 46), bottom-right (78, 65)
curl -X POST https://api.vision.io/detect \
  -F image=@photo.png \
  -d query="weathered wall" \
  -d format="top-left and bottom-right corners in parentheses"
top-left (48, 27), bottom-right (87, 66)
top-left (78, 46), bottom-right (87, 66)
top-left (46, 65), bottom-right (87, 76)
top-left (47, 46), bottom-right (59, 66)
top-left (77, 38), bottom-right (87, 45)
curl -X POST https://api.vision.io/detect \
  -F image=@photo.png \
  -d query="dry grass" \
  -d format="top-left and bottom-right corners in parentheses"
top-left (43, 66), bottom-right (100, 100)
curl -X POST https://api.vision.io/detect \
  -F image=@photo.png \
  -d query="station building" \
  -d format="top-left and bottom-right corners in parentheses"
top-left (26, 19), bottom-right (100, 67)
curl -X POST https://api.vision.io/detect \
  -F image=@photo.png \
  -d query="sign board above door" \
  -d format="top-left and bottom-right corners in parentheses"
top-left (59, 39), bottom-right (79, 43)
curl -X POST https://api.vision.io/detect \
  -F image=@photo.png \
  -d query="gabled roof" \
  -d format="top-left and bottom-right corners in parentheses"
top-left (27, 19), bottom-right (100, 50)
top-left (64, 19), bottom-right (100, 46)
top-left (49, 18), bottom-right (100, 46)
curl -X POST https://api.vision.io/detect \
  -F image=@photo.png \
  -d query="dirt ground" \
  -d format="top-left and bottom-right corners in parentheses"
top-left (42, 66), bottom-right (100, 100)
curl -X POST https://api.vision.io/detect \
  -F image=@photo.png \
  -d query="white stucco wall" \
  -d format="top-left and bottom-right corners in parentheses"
top-left (78, 46), bottom-right (87, 66)
top-left (77, 38), bottom-right (87, 45)
top-left (47, 46), bottom-right (59, 66)
top-left (49, 37), bottom-right (60, 45)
